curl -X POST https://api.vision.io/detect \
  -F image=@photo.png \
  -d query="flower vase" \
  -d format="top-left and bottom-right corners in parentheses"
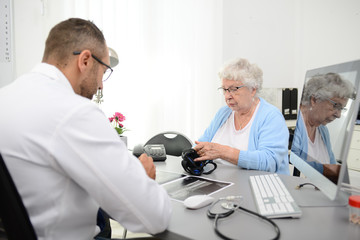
top-left (119, 135), bottom-right (127, 148)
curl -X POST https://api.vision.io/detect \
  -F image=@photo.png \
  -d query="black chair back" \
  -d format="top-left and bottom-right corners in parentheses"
top-left (0, 153), bottom-right (37, 240)
top-left (145, 131), bottom-right (193, 157)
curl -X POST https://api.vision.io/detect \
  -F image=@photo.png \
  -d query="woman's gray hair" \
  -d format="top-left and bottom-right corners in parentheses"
top-left (218, 58), bottom-right (263, 95)
top-left (301, 73), bottom-right (355, 105)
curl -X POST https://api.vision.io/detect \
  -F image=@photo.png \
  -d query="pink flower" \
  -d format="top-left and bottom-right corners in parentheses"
top-left (109, 112), bottom-right (128, 135)
top-left (114, 112), bottom-right (125, 122)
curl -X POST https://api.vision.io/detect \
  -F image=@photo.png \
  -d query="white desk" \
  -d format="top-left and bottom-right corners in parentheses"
top-left (154, 156), bottom-right (360, 240)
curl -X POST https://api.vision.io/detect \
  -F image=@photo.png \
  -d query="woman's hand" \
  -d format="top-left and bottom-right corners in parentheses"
top-left (194, 141), bottom-right (240, 165)
top-left (323, 164), bottom-right (341, 184)
top-left (193, 141), bottom-right (221, 161)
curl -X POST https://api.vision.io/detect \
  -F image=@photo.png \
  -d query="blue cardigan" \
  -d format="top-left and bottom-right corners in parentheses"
top-left (291, 111), bottom-right (336, 174)
top-left (198, 98), bottom-right (290, 175)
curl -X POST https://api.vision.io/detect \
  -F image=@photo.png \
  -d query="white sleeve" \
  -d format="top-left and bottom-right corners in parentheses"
top-left (50, 103), bottom-right (172, 234)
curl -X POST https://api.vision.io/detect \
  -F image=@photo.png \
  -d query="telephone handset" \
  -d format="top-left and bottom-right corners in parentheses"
top-left (133, 144), bottom-right (167, 161)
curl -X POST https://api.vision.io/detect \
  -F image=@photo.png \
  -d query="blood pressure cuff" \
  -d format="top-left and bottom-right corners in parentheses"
top-left (181, 148), bottom-right (217, 176)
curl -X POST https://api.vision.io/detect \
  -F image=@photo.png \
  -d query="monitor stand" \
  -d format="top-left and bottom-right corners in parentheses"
top-left (289, 152), bottom-right (350, 207)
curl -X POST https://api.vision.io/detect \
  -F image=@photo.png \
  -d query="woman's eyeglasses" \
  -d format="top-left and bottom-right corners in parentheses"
top-left (325, 98), bottom-right (347, 112)
top-left (218, 85), bottom-right (246, 95)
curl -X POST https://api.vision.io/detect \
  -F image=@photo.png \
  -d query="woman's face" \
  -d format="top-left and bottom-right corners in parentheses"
top-left (221, 78), bottom-right (256, 113)
top-left (310, 97), bottom-right (348, 126)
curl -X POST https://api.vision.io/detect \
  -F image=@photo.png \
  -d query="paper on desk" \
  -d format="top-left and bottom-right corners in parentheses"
top-left (156, 170), bottom-right (233, 202)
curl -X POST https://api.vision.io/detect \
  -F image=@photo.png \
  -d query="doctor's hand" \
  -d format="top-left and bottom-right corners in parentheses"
top-left (138, 153), bottom-right (156, 180)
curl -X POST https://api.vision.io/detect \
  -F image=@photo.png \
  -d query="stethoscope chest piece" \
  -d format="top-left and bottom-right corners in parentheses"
top-left (206, 196), bottom-right (281, 240)
top-left (221, 202), bottom-right (238, 210)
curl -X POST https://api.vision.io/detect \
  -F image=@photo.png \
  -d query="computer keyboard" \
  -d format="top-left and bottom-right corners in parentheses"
top-left (249, 174), bottom-right (302, 218)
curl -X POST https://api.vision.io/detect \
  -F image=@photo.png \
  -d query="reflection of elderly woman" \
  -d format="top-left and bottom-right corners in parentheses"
top-left (291, 73), bottom-right (354, 181)
top-left (194, 58), bottom-right (290, 174)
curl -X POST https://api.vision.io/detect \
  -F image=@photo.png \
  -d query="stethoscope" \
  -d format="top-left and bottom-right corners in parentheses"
top-left (207, 196), bottom-right (281, 240)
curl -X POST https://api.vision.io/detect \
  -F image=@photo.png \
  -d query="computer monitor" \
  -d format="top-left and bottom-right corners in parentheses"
top-left (290, 59), bottom-right (360, 206)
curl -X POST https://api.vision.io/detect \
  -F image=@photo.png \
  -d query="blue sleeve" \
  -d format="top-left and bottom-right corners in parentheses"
top-left (198, 106), bottom-right (232, 142)
top-left (319, 125), bottom-right (336, 164)
top-left (291, 112), bottom-right (325, 174)
top-left (237, 99), bottom-right (290, 175)
top-left (291, 112), bottom-right (307, 160)
top-left (307, 161), bottom-right (324, 173)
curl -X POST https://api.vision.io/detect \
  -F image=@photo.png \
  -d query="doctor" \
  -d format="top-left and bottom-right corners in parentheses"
top-left (0, 18), bottom-right (171, 239)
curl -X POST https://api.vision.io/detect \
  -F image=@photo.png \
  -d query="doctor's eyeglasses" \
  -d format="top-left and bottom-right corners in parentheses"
top-left (73, 51), bottom-right (113, 82)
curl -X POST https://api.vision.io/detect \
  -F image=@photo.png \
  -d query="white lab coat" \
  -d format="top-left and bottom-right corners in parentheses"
top-left (0, 63), bottom-right (172, 240)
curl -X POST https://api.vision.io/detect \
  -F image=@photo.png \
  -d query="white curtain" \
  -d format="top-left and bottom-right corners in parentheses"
top-left (61, 0), bottom-right (224, 147)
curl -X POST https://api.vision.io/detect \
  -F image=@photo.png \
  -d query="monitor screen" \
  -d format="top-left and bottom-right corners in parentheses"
top-left (290, 59), bottom-right (360, 206)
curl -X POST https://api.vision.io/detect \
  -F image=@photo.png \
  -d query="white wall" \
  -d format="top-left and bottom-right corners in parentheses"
top-left (12, 0), bottom-right (44, 78)
top-left (4, 0), bottom-right (224, 146)
top-left (0, 0), bottom-right (14, 88)
top-left (6, 0), bottom-right (360, 88)
top-left (223, 0), bottom-right (360, 92)
top-left (300, 0), bottom-right (360, 70)
top-left (223, 0), bottom-right (301, 89)
top-left (12, 0), bottom-right (77, 78)
top-left (222, 0), bottom-right (360, 111)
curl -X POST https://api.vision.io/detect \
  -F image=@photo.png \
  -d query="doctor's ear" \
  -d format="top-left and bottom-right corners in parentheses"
top-left (75, 50), bottom-right (92, 72)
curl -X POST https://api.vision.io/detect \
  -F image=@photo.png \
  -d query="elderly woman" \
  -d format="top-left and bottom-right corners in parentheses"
top-left (291, 73), bottom-right (354, 182)
top-left (194, 58), bottom-right (290, 175)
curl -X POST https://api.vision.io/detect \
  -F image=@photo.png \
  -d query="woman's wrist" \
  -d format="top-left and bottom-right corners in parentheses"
top-left (221, 145), bottom-right (240, 165)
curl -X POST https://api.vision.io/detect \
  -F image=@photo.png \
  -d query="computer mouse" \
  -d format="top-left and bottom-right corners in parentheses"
top-left (183, 195), bottom-right (215, 209)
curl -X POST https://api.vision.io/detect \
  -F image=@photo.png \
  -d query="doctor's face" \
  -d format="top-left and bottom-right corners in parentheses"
top-left (80, 50), bottom-right (109, 100)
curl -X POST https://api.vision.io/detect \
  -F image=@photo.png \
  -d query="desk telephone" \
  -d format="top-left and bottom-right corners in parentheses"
top-left (133, 144), bottom-right (167, 161)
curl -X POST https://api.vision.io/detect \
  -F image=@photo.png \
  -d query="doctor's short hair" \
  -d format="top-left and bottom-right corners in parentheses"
top-left (218, 58), bottom-right (263, 94)
top-left (301, 73), bottom-right (355, 105)
top-left (42, 18), bottom-right (106, 64)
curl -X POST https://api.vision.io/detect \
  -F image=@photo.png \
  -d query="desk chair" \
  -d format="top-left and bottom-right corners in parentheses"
top-left (145, 131), bottom-right (193, 157)
top-left (293, 167), bottom-right (301, 177)
top-left (0, 153), bottom-right (37, 240)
